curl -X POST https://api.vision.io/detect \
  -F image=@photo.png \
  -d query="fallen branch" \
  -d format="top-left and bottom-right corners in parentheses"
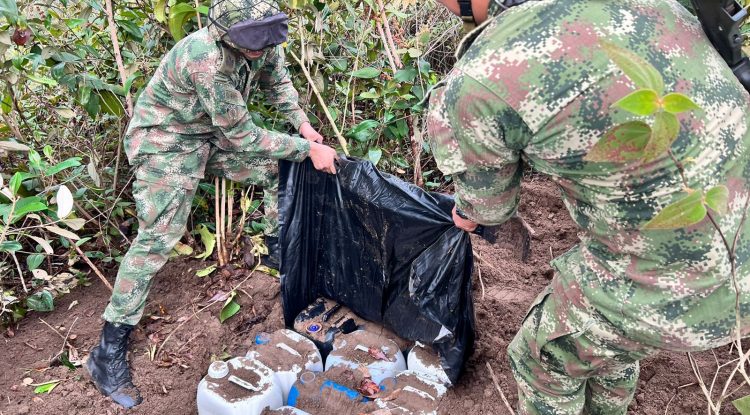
top-left (486, 361), bottom-right (516, 415)
top-left (70, 239), bottom-right (113, 292)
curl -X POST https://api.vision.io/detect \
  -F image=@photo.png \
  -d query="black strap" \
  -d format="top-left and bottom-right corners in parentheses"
top-left (458, 0), bottom-right (474, 23)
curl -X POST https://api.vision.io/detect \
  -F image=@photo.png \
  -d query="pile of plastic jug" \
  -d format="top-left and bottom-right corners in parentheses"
top-left (196, 299), bottom-right (451, 415)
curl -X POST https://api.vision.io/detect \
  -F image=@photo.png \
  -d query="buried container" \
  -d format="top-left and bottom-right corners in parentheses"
top-left (294, 298), bottom-right (414, 355)
top-left (197, 357), bottom-right (283, 415)
top-left (287, 368), bottom-right (377, 414)
top-left (293, 298), bottom-right (364, 355)
top-left (407, 342), bottom-right (451, 386)
top-left (375, 371), bottom-right (448, 415)
top-left (325, 330), bottom-right (406, 384)
top-left (246, 329), bottom-right (324, 403)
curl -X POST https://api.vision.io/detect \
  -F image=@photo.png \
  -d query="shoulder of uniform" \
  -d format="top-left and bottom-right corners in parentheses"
top-left (177, 29), bottom-right (236, 79)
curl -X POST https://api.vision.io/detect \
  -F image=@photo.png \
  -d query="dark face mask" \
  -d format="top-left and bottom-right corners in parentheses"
top-left (226, 12), bottom-right (288, 51)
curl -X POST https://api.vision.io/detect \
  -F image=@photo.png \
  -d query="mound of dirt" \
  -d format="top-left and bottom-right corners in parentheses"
top-left (0, 177), bottom-right (744, 414)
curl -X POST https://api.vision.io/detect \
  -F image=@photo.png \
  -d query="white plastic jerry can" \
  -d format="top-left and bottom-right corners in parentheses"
top-left (324, 330), bottom-right (407, 384)
top-left (374, 371), bottom-right (448, 415)
top-left (246, 329), bottom-right (324, 403)
top-left (196, 357), bottom-right (283, 415)
top-left (406, 342), bottom-right (451, 386)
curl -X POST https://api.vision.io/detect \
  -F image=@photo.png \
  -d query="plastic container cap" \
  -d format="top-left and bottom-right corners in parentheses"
top-left (207, 361), bottom-right (229, 379)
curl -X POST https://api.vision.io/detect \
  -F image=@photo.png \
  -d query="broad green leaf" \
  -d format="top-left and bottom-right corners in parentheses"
top-left (9, 171), bottom-right (23, 196)
top-left (99, 90), bottom-right (125, 117)
top-left (83, 93), bottom-right (100, 117)
top-left (350, 67), bottom-right (381, 79)
top-left (642, 112), bottom-right (680, 162)
top-left (56, 185), bottom-right (74, 219)
top-left (662, 92), bottom-right (701, 114)
top-left (705, 185), bottom-right (729, 215)
top-left (168, 3), bottom-right (196, 41)
top-left (367, 147), bottom-right (383, 166)
top-left (359, 89), bottom-right (380, 99)
top-left (220, 300), bottom-right (240, 323)
top-left (0, 0), bottom-right (18, 22)
top-left (0, 241), bottom-right (22, 252)
top-left (194, 224), bottom-right (216, 259)
top-left (347, 119), bottom-right (379, 143)
top-left (643, 191), bottom-right (707, 230)
top-left (13, 196), bottom-right (47, 221)
top-left (394, 67), bottom-right (417, 83)
top-left (26, 74), bottom-right (58, 87)
top-left (26, 253), bottom-right (45, 271)
top-left (196, 264), bottom-right (217, 277)
top-left (28, 150), bottom-right (42, 170)
top-left (613, 89), bottom-right (660, 116)
top-left (600, 39), bottom-right (664, 94)
top-left (45, 157), bottom-right (82, 176)
top-left (585, 121), bottom-right (651, 163)
top-left (33, 380), bottom-right (60, 394)
top-left (27, 291), bottom-right (54, 312)
top-left (733, 395), bottom-right (750, 415)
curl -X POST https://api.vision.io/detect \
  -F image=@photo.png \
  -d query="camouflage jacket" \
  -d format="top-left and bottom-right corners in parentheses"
top-left (427, 0), bottom-right (750, 351)
top-left (124, 26), bottom-right (310, 188)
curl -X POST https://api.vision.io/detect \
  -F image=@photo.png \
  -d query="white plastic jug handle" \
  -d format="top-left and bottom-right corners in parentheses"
top-left (228, 375), bottom-right (262, 392)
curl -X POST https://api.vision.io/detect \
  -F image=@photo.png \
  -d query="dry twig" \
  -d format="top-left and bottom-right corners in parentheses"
top-left (486, 361), bottom-right (516, 415)
top-left (104, 0), bottom-right (133, 116)
top-left (289, 50), bottom-right (350, 155)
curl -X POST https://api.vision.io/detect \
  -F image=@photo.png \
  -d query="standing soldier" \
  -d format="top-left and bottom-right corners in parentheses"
top-left (428, 0), bottom-right (750, 414)
top-left (84, 0), bottom-right (337, 408)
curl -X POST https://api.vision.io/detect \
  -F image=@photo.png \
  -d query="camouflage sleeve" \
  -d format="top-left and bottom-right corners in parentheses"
top-left (191, 70), bottom-right (310, 162)
top-left (258, 46), bottom-right (310, 131)
top-left (427, 72), bottom-right (524, 225)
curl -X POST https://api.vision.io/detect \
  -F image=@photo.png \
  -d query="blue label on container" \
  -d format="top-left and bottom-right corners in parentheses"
top-left (306, 323), bottom-right (321, 333)
top-left (287, 386), bottom-right (300, 406)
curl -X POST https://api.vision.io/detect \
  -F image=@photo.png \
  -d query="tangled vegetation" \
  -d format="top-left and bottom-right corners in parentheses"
top-left (0, 0), bottom-right (461, 324)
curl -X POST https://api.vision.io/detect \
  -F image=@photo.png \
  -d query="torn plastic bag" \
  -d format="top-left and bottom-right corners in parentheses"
top-left (278, 156), bottom-right (475, 384)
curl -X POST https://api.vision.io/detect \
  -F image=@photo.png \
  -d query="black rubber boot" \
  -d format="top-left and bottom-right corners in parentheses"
top-left (261, 235), bottom-right (280, 270)
top-left (84, 322), bottom-right (142, 409)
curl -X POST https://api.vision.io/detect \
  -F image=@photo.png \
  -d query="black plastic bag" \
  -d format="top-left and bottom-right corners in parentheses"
top-left (278, 157), bottom-right (475, 384)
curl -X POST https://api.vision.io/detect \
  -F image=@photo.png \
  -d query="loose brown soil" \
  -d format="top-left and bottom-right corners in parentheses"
top-left (0, 176), bottom-right (744, 414)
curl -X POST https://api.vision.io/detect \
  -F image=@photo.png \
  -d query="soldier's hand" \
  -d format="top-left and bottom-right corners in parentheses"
top-left (452, 205), bottom-right (478, 232)
top-left (300, 122), bottom-right (324, 144)
top-left (309, 142), bottom-right (338, 174)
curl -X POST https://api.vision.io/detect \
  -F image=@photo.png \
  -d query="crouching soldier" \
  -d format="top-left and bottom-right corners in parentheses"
top-left (84, 0), bottom-right (337, 407)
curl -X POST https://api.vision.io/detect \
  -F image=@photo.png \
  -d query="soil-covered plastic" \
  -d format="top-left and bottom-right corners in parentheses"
top-left (278, 157), bottom-right (475, 384)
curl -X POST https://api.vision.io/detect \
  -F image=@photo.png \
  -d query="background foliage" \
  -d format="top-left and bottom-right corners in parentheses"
top-left (0, 0), bottom-right (461, 323)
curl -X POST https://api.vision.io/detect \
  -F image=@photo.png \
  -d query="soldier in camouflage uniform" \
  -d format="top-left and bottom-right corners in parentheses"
top-left (84, 0), bottom-right (337, 407)
top-left (428, 0), bottom-right (750, 413)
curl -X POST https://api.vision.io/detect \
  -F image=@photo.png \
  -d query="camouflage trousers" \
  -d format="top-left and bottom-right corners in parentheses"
top-left (507, 276), bottom-right (658, 415)
top-left (103, 150), bottom-right (279, 326)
